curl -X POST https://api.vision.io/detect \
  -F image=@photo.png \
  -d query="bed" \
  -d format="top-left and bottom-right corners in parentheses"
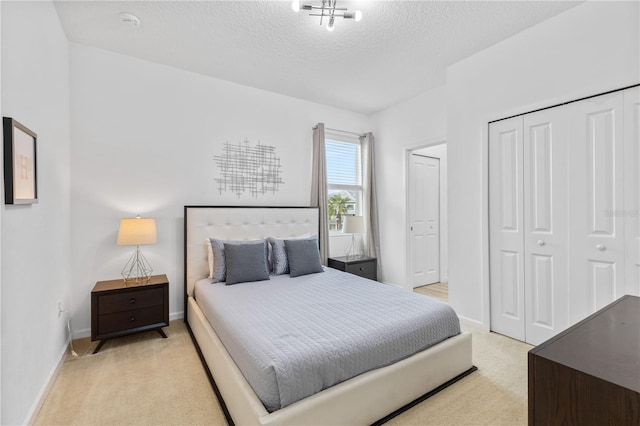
top-left (184, 206), bottom-right (474, 425)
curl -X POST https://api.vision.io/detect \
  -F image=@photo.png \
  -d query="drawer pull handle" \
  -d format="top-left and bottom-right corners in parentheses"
top-left (130, 316), bottom-right (136, 322)
top-left (130, 298), bottom-right (136, 304)
top-left (596, 244), bottom-right (606, 251)
top-left (359, 267), bottom-right (364, 271)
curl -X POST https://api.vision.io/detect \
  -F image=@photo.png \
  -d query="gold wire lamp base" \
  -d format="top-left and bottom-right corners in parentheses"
top-left (121, 246), bottom-right (153, 285)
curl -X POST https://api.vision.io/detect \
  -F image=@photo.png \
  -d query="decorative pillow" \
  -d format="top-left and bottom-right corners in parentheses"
top-left (208, 238), bottom-right (227, 282)
top-left (208, 238), bottom-right (268, 283)
top-left (285, 237), bottom-right (324, 278)
top-left (224, 241), bottom-right (270, 285)
top-left (267, 234), bottom-right (312, 275)
top-left (267, 238), bottom-right (289, 275)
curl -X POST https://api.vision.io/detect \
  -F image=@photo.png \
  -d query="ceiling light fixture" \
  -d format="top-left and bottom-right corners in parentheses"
top-left (119, 12), bottom-right (141, 28)
top-left (292, 0), bottom-right (362, 31)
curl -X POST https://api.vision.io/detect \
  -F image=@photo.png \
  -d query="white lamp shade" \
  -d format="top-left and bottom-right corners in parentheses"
top-left (342, 215), bottom-right (365, 234)
top-left (117, 217), bottom-right (157, 245)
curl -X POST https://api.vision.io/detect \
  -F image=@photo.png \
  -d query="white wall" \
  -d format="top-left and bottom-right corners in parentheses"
top-left (412, 143), bottom-right (448, 283)
top-left (446, 1), bottom-right (640, 326)
top-left (372, 85), bottom-right (447, 287)
top-left (1, 1), bottom-right (71, 424)
top-left (70, 44), bottom-right (372, 336)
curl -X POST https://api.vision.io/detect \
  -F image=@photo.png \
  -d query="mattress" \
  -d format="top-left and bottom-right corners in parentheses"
top-left (193, 267), bottom-right (461, 412)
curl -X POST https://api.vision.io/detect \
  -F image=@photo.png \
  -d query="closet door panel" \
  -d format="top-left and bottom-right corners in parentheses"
top-left (568, 92), bottom-right (625, 324)
top-left (523, 108), bottom-right (569, 345)
top-left (489, 116), bottom-right (525, 341)
top-left (624, 87), bottom-right (640, 297)
top-left (590, 261), bottom-right (616, 311)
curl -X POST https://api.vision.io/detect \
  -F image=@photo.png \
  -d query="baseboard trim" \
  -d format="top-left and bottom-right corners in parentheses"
top-left (169, 311), bottom-right (184, 322)
top-left (25, 339), bottom-right (69, 425)
top-left (457, 315), bottom-right (489, 331)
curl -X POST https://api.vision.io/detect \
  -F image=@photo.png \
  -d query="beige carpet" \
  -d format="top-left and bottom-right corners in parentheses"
top-left (33, 322), bottom-right (225, 426)
top-left (34, 285), bottom-right (533, 425)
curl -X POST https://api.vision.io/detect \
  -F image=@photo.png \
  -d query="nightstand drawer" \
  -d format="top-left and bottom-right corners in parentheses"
top-left (98, 288), bottom-right (164, 314)
top-left (98, 305), bottom-right (165, 335)
top-left (328, 256), bottom-right (377, 281)
top-left (346, 262), bottom-right (376, 279)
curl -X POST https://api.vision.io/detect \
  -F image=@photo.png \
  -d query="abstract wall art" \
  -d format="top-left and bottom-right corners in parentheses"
top-left (214, 139), bottom-right (284, 198)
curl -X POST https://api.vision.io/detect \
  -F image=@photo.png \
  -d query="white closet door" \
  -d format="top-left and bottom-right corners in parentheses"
top-left (489, 116), bottom-right (525, 341)
top-left (568, 92), bottom-right (625, 324)
top-left (624, 87), bottom-right (640, 297)
top-left (523, 108), bottom-right (569, 345)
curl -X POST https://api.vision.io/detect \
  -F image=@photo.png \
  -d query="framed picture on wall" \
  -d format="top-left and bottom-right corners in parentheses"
top-left (3, 117), bottom-right (38, 204)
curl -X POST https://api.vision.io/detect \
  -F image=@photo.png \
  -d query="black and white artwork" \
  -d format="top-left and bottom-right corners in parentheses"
top-left (214, 139), bottom-right (284, 198)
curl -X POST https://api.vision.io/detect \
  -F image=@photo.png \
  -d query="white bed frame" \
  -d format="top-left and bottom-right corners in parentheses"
top-left (184, 206), bottom-right (473, 425)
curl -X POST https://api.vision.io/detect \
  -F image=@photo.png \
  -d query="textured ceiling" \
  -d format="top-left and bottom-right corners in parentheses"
top-left (53, 0), bottom-right (581, 114)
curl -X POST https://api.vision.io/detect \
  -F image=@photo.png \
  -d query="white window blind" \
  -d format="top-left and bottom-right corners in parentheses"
top-left (325, 138), bottom-right (363, 232)
top-left (326, 139), bottom-right (361, 186)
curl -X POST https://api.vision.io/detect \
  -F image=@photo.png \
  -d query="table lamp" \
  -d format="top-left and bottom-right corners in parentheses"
top-left (117, 216), bottom-right (157, 284)
top-left (342, 215), bottom-right (364, 259)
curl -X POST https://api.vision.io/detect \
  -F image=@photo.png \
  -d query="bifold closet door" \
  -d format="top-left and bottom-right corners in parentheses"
top-left (523, 108), bottom-right (569, 345)
top-left (490, 108), bottom-right (570, 345)
top-left (568, 91), bottom-right (625, 325)
top-left (489, 116), bottom-right (525, 342)
top-left (624, 86), bottom-right (640, 297)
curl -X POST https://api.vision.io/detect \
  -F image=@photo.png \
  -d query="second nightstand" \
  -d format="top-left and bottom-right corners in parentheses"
top-left (328, 256), bottom-right (377, 281)
top-left (91, 274), bottom-right (169, 354)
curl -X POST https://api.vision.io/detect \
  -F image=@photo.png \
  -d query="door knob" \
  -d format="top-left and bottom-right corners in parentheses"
top-left (596, 244), bottom-right (606, 251)
top-left (537, 240), bottom-right (545, 246)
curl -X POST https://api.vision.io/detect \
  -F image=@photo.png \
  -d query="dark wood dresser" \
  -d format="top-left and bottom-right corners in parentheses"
top-left (91, 274), bottom-right (169, 353)
top-left (528, 295), bottom-right (640, 425)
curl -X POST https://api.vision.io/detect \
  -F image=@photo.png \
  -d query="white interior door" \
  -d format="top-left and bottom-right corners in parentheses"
top-left (489, 117), bottom-right (525, 341)
top-left (568, 91), bottom-right (626, 324)
top-left (523, 107), bottom-right (569, 345)
top-left (409, 154), bottom-right (440, 287)
top-left (624, 86), bottom-right (640, 297)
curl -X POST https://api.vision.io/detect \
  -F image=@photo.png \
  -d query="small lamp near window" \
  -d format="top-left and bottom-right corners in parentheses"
top-left (342, 215), bottom-right (364, 259)
top-left (117, 216), bottom-right (157, 284)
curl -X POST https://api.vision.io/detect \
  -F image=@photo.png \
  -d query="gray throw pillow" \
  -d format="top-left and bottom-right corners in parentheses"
top-left (224, 241), bottom-right (270, 285)
top-left (209, 238), bottom-right (268, 282)
top-left (285, 238), bottom-right (324, 278)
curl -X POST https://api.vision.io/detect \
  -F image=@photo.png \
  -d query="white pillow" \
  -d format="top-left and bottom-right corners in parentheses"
top-left (207, 239), bottom-right (214, 279)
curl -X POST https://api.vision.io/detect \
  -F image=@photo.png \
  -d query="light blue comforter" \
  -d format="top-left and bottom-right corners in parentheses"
top-left (194, 267), bottom-right (460, 412)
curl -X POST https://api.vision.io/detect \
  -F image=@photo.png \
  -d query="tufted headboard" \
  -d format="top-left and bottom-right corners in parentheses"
top-left (184, 206), bottom-right (319, 302)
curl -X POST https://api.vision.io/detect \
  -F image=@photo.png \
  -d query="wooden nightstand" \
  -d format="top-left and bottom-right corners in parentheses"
top-left (328, 256), bottom-right (377, 281)
top-left (91, 274), bottom-right (169, 354)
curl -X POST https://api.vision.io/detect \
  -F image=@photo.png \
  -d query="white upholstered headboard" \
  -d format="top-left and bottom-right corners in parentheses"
top-left (184, 206), bottom-right (319, 299)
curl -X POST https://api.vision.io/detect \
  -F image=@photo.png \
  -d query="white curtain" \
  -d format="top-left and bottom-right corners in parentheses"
top-left (360, 132), bottom-right (381, 276)
top-left (311, 123), bottom-right (329, 265)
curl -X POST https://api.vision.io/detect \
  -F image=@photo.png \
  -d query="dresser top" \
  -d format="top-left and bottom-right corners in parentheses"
top-left (530, 295), bottom-right (640, 393)
top-left (92, 274), bottom-right (169, 293)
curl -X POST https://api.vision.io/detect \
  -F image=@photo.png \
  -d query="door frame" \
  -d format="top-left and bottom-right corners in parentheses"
top-left (404, 137), bottom-right (446, 291)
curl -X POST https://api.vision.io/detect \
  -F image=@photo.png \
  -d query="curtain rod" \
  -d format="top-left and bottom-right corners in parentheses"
top-left (312, 126), bottom-right (365, 137)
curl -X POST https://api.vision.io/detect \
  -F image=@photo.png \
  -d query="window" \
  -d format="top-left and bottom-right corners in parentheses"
top-left (325, 138), bottom-right (362, 233)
